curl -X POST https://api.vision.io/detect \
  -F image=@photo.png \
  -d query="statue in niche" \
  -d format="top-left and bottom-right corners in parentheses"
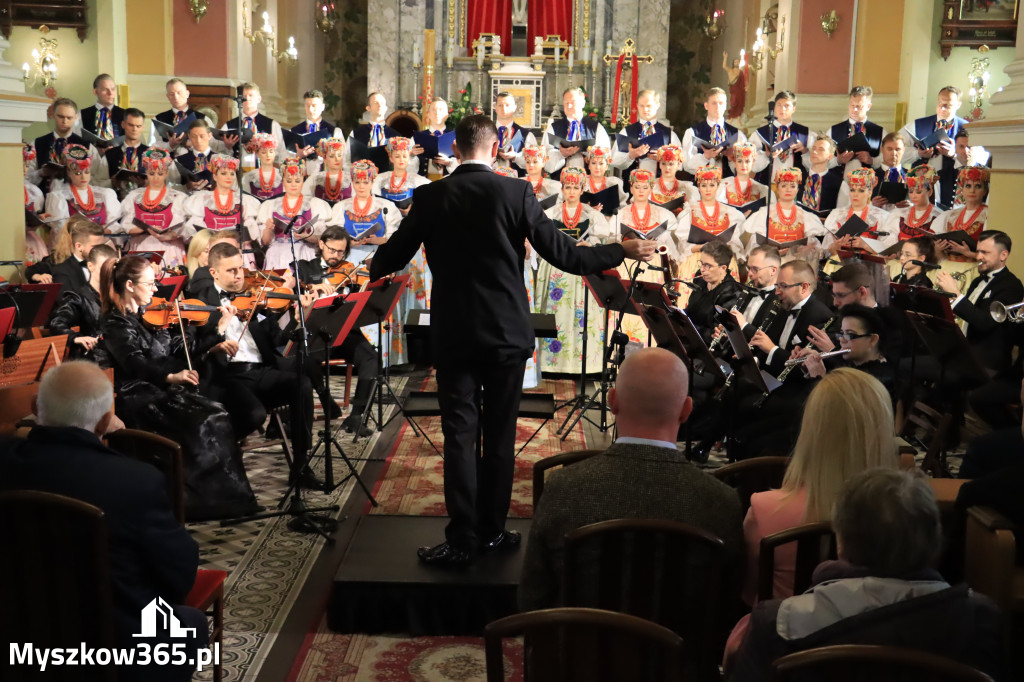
top-left (513, 0), bottom-right (528, 25)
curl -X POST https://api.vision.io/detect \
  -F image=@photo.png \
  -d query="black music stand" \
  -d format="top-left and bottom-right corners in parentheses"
top-left (300, 292), bottom-right (378, 500)
top-left (557, 270), bottom-right (634, 438)
top-left (640, 305), bottom-right (699, 460)
top-left (907, 312), bottom-right (990, 387)
top-left (356, 275), bottom-right (426, 439)
top-left (715, 305), bottom-right (772, 398)
top-left (0, 283), bottom-right (62, 329)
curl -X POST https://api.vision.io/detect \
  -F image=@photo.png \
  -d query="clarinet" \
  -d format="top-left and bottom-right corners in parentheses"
top-left (774, 316), bottom-right (836, 384)
top-left (714, 299), bottom-right (780, 401)
top-left (708, 303), bottom-right (739, 355)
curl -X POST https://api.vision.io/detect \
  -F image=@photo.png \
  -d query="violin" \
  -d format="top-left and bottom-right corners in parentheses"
top-left (231, 283), bottom-right (301, 313)
top-left (142, 297), bottom-right (221, 328)
top-left (316, 261), bottom-right (370, 292)
top-left (244, 268), bottom-right (287, 287)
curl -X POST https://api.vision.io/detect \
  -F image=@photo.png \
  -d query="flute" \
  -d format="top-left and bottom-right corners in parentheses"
top-left (783, 348), bottom-right (851, 367)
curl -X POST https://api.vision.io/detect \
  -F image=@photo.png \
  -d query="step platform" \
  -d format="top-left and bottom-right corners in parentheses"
top-left (328, 515), bottom-right (532, 636)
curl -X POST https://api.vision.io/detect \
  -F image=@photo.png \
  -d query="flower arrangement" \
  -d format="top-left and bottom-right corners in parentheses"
top-left (579, 86), bottom-right (609, 127)
top-left (447, 82), bottom-right (483, 128)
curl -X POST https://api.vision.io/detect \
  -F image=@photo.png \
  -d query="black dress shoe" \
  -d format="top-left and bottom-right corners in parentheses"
top-left (480, 529), bottom-right (522, 553)
top-left (291, 467), bottom-right (324, 491)
top-left (417, 541), bottom-right (475, 567)
top-left (343, 414), bottom-right (374, 438)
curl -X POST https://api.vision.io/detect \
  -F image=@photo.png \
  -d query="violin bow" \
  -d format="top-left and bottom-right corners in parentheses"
top-left (173, 298), bottom-right (194, 372)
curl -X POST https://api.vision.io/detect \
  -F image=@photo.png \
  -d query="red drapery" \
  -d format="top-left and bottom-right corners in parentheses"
top-left (467, 0), bottom-right (512, 57)
top-left (527, 0), bottom-right (573, 53)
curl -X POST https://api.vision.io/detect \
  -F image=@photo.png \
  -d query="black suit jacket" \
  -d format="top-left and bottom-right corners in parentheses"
top-left (370, 164), bottom-right (626, 366)
top-left (759, 295), bottom-right (834, 375)
top-left (0, 426), bottom-right (202, 647)
top-left (953, 268), bottom-right (1024, 373)
top-left (52, 255), bottom-right (89, 292)
top-left (80, 104), bottom-right (126, 138)
top-left (194, 285), bottom-right (287, 371)
top-left (685, 276), bottom-right (743, 343)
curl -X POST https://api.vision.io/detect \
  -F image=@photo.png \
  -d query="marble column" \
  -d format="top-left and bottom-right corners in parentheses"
top-left (367, 0), bottom-right (400, 107)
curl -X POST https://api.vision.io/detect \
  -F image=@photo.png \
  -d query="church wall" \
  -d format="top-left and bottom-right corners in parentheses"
top-left (172, 0), bottom-right (230, 79)
top-left (852, 0), bottom-right (902, 95)
top-left (795, 0), bottom-right (854, 95)
top-left (126, 0), bottom-right (173, 77)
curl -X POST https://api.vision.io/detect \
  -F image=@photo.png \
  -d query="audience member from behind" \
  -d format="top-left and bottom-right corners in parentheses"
top-left (730, 469), bottom-right (1006, 682)
top-left (519, 347), bottom-right (744, 611)
top-left (0, 361), bottom-right (206, 681)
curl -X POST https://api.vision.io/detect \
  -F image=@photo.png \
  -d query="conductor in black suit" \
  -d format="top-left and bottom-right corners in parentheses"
top-left (369, 115), bottom-right (655, 566)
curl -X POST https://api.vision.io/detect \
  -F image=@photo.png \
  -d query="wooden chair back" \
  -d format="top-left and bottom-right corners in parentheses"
top-left (758, 521), bottom-right (837, 602)
top-left (106, 429), bottom-right (185, 524)
top-left (771, 644), bottom-right (995, 681)
top-left (484, 607), bottom-right (683, 682)
top-left (562, 518), bottom-right (725, 679)
top-left (964, 505), bottom-right (1020, 612)
top-left (532, 449), bottom-right (602, 510)
top-left (0, 490), bottom-right (118, 682)
top-left (898, 399), bottom-right (952, 478)
top-left (711, 456), bottom-right (790, 513)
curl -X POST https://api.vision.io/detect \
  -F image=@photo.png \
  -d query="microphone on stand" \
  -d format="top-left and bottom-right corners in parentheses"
top-left (910, 259), bottom-right (942, 271)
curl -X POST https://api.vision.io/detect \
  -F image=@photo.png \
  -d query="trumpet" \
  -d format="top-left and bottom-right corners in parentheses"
top-left (782, 348), bottom-right (851, 367)
top-left (951, 264), bottom-right (980, 283)
top-left (990, 300), bottom-right (1024, 323)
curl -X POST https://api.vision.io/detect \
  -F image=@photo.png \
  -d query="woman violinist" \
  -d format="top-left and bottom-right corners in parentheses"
top-left (116, 149), bottom-right (192, 268)
top-left (254, 158), bottom-right (330, 269)
top-left (98, 254), bottom-right (259, 521)
top-left (47, 243), bottom-right (117, 363)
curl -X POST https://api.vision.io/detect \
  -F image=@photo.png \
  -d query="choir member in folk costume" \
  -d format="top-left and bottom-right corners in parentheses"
top-left (682, 87), bottom-right (756, 179)
top-left (901, 86), bottom-right (970, 210)
top-left (116, 149), bottom-right (191, 268)
top-left (830, 86), bottom-right (887, 173)
top-left (289, 89), bottom-right (344, 176)
top-left (222, 82), bottom-right (286, 169)
top-left (535, 167), bottom-right (610, 374)
top-left (255, 158), bottom-right (329, 269)
top-left (677, 165), bottom-right (745, 258)
top-left (76, 74), bottom-right (125, 144)
top-left (494, 167), bottom-right (541, 389)
top-left (149, 77), bottom-right (221, 152)
top-left (651, 144), bottom-right (698, 214)
top-left (741, 167), bottom-right (827, 261)
top-left (583, 146), bottom-right (628, 216)
top-left (46, 243), bottom-right (117, 364)
top-left (752, 91), bottom-right (815, 185)
top-left (493, 91), bottom-right (536, 176)
top-left (303, 136), bottom-right (351, 206)
top-left (882, 166), bottom-right (944, 243)
top-left (893, 237), bottom-right (939, 289)
top-left (27, 97), bottom-right (96, 190)
top-left (98, 255), bottom-right (260, 521)
top-left (615, 168), bottom-right (680, 345)
top-left (346, 92), bottom-right (400, 176)
top-left (176, 120), bottom-right (218, 192)
top-left (241, 133), bottom-right (284, 201)
top-left (719, 141), bottom-right (768, 216)
top-left (825, 168), bottom-right (893, 256)
top-left (373, 137), bottom-right (433, 321)
top-left (44, 144), bottom-right (122, 228)
top-left (611, 89), bottom-right (682, 176)
top-left (522, 144), bottom-right (560, 202)
top-left (932, 165), bottom-right (991, 287)
top-left (328, 160), bottom-right (403, 364)
top-left (545, 87), bottom-right (611, 179)
top-left (182, 154), bottom-right (260, 266)
top-left (103, 107), bottom-right (151, 196)
top-left (23, 145), bottom-right (49, 265)
top-left (798, 137), bottom-right (844, 215)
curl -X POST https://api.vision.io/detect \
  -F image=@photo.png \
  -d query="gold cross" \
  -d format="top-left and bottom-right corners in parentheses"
top-left (603, 39), bottom-right (653, 66)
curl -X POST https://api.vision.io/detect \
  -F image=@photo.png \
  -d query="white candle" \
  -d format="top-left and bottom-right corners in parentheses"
top-left (568, 48), bottom-right (574, 70)
top-left (412, 41), bottom-right (420, 66)
top-left (477, 46), bottom-right (484, 68)
top-left (606, 40), bottom-right (613, 57)
top-left (592, 47), bottom-right (599, 71)
top-left (21, 62), bottom-right (29, 80)
top-left (554, 43), bottom-right (560, 65)
top-left (446, 43), bottom-right (453, 68)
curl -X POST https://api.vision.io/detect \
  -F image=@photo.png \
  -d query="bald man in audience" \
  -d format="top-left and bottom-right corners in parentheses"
top-left (0, 361), bottom-right (206, 682)
top-left (519, 347), bottom-right (744, 612)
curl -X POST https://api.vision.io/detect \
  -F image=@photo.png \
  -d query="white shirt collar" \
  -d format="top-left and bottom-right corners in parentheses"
top-left (460, 159), bottom-right (492, 167)
top-left (615, 436), bottom-right (679, 452)
top-left (706, 118), bottom-right (724, 127)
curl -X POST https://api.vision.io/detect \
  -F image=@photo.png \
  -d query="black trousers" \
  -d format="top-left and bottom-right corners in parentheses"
top-left (216, 356), bottom-right (314, 463)
top-left (435, 358), bottom-right (527, 549)
top-left (308, 330), bottom-right (376, 414)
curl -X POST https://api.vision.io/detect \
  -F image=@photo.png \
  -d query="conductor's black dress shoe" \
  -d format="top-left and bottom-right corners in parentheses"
top-left (417, 541), bottom-right (475, 567)
top-left (480, 529), bottom-right (522, 553)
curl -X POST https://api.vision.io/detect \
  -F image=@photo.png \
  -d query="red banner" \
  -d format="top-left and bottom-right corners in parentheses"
top-left (467, 0), bottom-right (512, 57)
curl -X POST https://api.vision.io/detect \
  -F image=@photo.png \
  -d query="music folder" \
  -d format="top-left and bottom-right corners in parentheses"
top-left (413, 130), bottom-right (456, 159)
top-left (151, 113), bottom-right (198, 141)
top-left (615, 131), bottom-right (667, 154)
top-left (548, 135), bottom-right (596, 153)
top-left (581, 186), bottom-right (620, 216)
top-left (755, 233), bottom-right (808, 251)
top-left (835, 132), bottom-right (871, 155)
top-left (879, 181), bottom-right (908, 205)
top-left (210, 127), bottom-right (255, 145)
top-left (349, 137), bottom-right (392, 171)
top-left (910, 127), bottom-right (951, 151)
top-left (79, 128), bottom-right (124, 148)
top-left (686, 225), bottom-right (736, 246)
top-left (620, 220), bottom-right (669, 242)
top-left (693, 131), bottom-right (740, 152)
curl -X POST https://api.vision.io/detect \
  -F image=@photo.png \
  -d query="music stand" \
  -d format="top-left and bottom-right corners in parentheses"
top-left (0, 283), bottom-right (63, 329)
top-left (890, 283), bottom-right (954, 323)
top-left (298, 291), bottom-right (379, 499)
top-left (354, 275), bottom-right (423, 439)
top-left (0, 307), bottom-right (14, 340)
top-left (907, 312), bottom-right (990, 387)
top-left (667, 307), bottom-right (728, 389)
top-left (154, 275), bottom-right (186, 302)
top-left (715, 305), bottom-right (772, 397)
top-left (557, 270), bottom-right (634, 438)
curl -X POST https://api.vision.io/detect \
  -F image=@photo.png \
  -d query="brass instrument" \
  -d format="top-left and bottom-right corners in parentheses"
top-left (990, 300), bottom-right (1024, 323)
top-left (951, 264), bottom-right (980, 283)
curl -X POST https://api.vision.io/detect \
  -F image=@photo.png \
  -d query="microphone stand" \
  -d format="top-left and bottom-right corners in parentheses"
top-left (763, 101), bottom-right (777, 243)
top-left (221, 214), bottom-right (340, 539)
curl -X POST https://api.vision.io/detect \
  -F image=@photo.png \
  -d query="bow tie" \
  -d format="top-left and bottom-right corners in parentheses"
top-left (787, 308), bottom-right (801, 319)
top-left (759, 290), bottom-right (773, 299)
top-left (219, 290), bottom-right (234, 301)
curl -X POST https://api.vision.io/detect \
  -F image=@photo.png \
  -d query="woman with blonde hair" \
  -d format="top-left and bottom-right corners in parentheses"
top-left (724, 368), bottom-right (898, 664)
top-left (185, 228), bottom-right (240, 296)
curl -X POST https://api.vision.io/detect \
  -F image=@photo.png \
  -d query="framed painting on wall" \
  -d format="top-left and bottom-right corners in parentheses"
top-left (940, 0), bottom-right (1019, 57)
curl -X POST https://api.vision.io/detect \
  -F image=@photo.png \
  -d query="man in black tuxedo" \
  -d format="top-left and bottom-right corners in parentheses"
top-left (196, 243), bottom-right (317, 473)
top-left (936, 230), bottom-right (1024, 429)
top-left (296, 226), bottom-right (377, 437)
top-left (51, 218), bottom-right (107, 292)
top-left (0, 361), bottom-right (206, 681)
top-left (370, 115), bottom-right (655, 566)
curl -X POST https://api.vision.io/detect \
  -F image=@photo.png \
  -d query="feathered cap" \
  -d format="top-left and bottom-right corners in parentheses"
top-left (694, 165), bottom-right (723, 184)
top-left (247, 132), bottom-right (278, 154)
top-left (281, 158), bottom-right (305, 178)
top-left (560, 167), bottom-right (588, 187)
top-left (140, 149), bottom-right (172, 173)
top-left (63, 144), bottom-right (92, 171)
top-left (351, 159), bottom-right (378, 182)
top-left (209, 154), bottom-right (240, 172)
top-left (493, 166), bottom-right (519, 178)
top-left (774, 167), bottom-right (803, 185)
top-left (845, 167), bottom-right (878, 191)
